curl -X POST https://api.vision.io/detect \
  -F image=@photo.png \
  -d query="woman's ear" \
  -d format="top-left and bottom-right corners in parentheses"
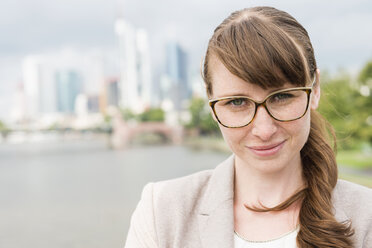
top-left (310, 69), bottom-right (321, 110)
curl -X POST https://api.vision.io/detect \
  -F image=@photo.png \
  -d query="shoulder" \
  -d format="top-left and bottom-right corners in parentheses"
top-left (333, 179), bottom-right (372, 211)
top-left (149, 168), bottom-right (214, 215)
top-left (155, 168), bottom-right (213, 195)
top-left (147, 154), bottom-right (235, 213)
top-left (125, 169), bottom-right (216, 247)
top-left (134, 168), bottom-right (215, 221)
top-left (125, 155), bottom-right (235, 247)
top-left (333, 179), bottom-right (372, 246)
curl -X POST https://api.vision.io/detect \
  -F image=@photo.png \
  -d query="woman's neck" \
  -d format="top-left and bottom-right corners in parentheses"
top-left (234, 155), bottom-right (305, 208)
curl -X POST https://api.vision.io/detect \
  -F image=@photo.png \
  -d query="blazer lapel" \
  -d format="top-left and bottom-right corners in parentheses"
top-left (198, 155), bottom-right (235, 248)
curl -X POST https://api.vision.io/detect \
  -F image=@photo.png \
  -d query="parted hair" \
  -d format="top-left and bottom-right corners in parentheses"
top-left (202, 6), bottom-right (354, 248)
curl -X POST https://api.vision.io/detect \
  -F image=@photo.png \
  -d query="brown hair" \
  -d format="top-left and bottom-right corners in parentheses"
top-left (203, 6), bottom-right (354, 247)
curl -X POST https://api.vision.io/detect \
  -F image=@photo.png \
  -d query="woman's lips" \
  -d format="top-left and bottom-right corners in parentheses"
top-left (247, 140), bottom-right (286, 157)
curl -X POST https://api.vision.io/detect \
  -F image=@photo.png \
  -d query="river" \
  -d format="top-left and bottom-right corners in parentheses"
top-left (0, 138), bottom-right (229, 248)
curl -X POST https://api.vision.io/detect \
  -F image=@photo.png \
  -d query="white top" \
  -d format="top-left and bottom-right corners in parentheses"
top-left (234, 226), bottom-right (299, 248)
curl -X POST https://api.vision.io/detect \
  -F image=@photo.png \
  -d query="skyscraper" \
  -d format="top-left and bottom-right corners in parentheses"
top-left (22, 55), bottom-right (57, 118)
top-left (136, 29), bottom-right (152, 109)
top-left (104, 77), bottom-right (120, 108)
top-left (55, 70), bottom-right (82, 114)
top-left (115, 18), bottom-right (152, 113)
top-left (163, 41), bottom-right (189, 110)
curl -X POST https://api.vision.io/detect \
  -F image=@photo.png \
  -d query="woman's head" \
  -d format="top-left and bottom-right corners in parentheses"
top-left (203, 6), bottom-right (317, 97)
top-left (203, 7), bottom-right (321, 174)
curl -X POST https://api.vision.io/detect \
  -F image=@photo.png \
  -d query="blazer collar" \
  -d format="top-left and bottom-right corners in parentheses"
top-left (198, 155), bottom-right (235, 248)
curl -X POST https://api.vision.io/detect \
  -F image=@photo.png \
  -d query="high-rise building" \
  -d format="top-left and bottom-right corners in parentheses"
top-left (87, 95), bottom-right (100, 113)
top-left (22, 55), bottom-right (57, 118)
top-left (55, 70), bottom-right (82, 113)
top-left (104, 77), bottom-right (120, 108)
top-left (136, 29), bottom-right (152, 109)
top-left (10, 83), bottom-right (27, 123)
top-left (115, 18), bottom-right (152, 113)
top-left (163, 41), bottom-right (189, 110)
top-left (22, 56), bottom-right (41, 118)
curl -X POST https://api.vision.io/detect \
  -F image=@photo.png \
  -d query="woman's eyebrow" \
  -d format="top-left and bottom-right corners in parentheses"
top-left (213, 93), bottom-right (252, 99)
top-left (214, 84), bottom-right (295, 99)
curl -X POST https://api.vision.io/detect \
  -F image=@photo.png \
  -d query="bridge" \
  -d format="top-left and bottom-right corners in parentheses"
top-left (110, 113), bottom-right (183, 149)
top-left (0, 114), bottom-right (184, 148)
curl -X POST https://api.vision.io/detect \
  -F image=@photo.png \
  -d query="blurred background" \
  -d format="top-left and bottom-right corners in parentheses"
top-left (0, 0), bottom-right (371, 247)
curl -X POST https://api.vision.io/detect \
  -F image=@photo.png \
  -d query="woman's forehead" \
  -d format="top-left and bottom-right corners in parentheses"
top-left (209, 57), bottom-right (295, 97)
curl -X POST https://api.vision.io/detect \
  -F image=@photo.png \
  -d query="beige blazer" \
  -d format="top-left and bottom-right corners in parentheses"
top-left (125, 155), bottom-right (372, 247)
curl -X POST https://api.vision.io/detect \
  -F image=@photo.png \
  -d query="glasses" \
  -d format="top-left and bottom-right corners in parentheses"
top-left (209, 78), bottom-right (316, 128)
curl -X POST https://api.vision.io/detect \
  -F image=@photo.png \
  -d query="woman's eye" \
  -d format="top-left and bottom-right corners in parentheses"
top-left (272, 93), bottom-right (293, 101)
top-left (227, 98), bottom-right (246, 106)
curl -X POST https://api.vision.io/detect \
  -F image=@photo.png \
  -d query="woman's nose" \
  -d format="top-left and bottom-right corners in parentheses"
top-left (250, 106), bottom-right (277, 141)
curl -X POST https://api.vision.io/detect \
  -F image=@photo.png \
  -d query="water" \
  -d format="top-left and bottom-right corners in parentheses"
top-left (0, 139), bottom-right (229, 248)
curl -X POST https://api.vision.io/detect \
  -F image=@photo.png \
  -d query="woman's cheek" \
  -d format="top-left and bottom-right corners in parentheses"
top-left (220, 127), bottom-right (246, 153)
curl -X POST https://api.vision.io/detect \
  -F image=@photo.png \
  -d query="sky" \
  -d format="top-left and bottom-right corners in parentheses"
top-left (0, 0), bottom-right (372, 120)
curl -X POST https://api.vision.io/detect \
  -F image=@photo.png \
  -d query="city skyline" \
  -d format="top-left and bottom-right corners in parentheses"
top-left (9, 21), bottom-right (194, 129)
top-left (1, 0), bottom-right (372, 120)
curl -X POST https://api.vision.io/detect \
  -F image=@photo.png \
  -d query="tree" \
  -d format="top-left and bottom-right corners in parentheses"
top-left (318, 72), bottom-right (372, 149)
top-left (186, 97), bottom-right (220, 135)
top-left (357, 61), bottom-right (372, 144)
top-left (0, 120), bottom-right (10, 139)
top-left (188, 98), bottom-right (205, 128)
top-left (120, 108), bottom-right (137, 121)
top-left (138, 108), bottom-right (165, 122)
top-left (0, 120), bottom-right (7, 131)
top-left (358, 60), bottom-right (372, 84)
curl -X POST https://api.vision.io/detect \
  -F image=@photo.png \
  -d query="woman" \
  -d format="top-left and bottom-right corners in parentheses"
top-left (125, 6), bottom-right (372, 248)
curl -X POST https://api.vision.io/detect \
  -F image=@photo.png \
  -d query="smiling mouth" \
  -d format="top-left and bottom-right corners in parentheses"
top-left (247, 140), bottom-right (286, 157)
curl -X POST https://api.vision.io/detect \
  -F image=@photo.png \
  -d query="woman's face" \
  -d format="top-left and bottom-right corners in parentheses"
top-left (209, 58), bottom-right (320, 174)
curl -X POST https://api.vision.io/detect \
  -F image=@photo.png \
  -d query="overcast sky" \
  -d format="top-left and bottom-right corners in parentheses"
top-left (0, 0), bottom-right (372, 120)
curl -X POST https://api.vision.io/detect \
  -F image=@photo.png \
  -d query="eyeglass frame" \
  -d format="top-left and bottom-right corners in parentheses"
top-left (208, 76), bottom-right (316, 128)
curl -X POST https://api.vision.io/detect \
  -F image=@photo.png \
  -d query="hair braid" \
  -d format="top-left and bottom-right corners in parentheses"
top-left (297, 111), bottom-right (354, 247)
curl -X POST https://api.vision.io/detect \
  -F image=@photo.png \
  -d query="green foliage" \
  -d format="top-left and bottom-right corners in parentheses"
top-left (188, 98), bottom-right (205, 127)
top-left (186, 97), bottom-right (220, 135)
top-left (120, 108), bottom-right (137, 121)
top-left (0, 120), bottom-right (10, 138)
top-left (103, 114), bottom-right (112, 124)
top-left (0, 120), bottom-right (11, 132)
top-left (47, 122), bottom-right (60, 130)
top-left (358, 60), bottom-right (372, 84)
top-left (318, 73), bottom-right (372, 149)
top-left (120, 108), bottom-right (165, 122)
top-left (0, 120), bottom-right (7, 131)
top-left (138, 108), bottom-right (165, 122)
